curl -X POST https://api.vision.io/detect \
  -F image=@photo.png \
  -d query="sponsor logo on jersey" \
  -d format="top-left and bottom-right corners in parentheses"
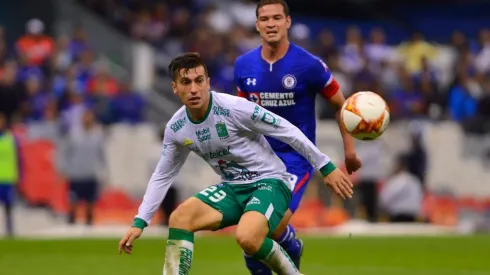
top-left (170, 117), bottom-right (187, 133)
top-left (249, 92), bottom-right (296, 107)
top-left (246, 78), bottom-right (257, 86)
top-left (257, 183), bottom-right (273, 192)
top-left (212, 105), bottom-right (230, 117)
top-left (162, 144), bottom-right (168, 156)
top-left (282, 74), bottom-right (297, 89)
top-left (251, 105), bottom-right (262, 121)
top-left (215, 121), bottom-right (229, 139)
top-left (246, 196), bottom-right (261, 205)
top-left (183, 138), bottom-right (193, 146)
top-left (196, 127), bottom-right (211, 143)
top-left (207, 146), bottom-right (231, 160)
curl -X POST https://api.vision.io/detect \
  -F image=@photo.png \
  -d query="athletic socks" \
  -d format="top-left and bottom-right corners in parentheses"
top-left (163, 228), bottom-right (194, 275)
top-left (245, 224), bottom-right (303, 274)
top-left (277, 225), bottom-right (303, 264)
top-left (252, 238), bottom-right (300, 275)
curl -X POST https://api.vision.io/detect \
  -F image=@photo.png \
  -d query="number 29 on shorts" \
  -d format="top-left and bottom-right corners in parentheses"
top-left (199, 185), bottom-right (227, 203)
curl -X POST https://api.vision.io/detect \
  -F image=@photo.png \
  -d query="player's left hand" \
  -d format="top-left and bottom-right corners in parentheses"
top-left (118, 227), bottom-right (143, 255)
top-left (345, 152), bottom-right (362, 175)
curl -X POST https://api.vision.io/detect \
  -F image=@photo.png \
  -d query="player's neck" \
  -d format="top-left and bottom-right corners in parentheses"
top-left (261, 40), bottom-right (290, 63)
top-left (187, 93), bottom-right (211, 122)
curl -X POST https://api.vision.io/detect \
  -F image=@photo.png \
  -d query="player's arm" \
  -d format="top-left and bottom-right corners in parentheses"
top-left (232, 98), bottom-right (353, 198)
top-left (233, 99), bottom-right (329, 175)
top-left (328, 90), bottom-right (357, 157)
top-left (312, 58), bottom-right (360, 174)
top-left (233, 58), bottom-right (248, 98)
top-left (133, 127), bottom-right (190, 229)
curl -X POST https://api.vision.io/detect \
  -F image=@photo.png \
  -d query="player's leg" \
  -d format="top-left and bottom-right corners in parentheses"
top-left (164, 183), bottom-right (242, 275)
top-left (4, 202), bottom-right (13, 237)
top-left (244, 170), bottom-right (312, 274)
top-left (236, 179), bottom-right (300, 275)
top-left (67, 180), bottom-right (80, 224)
top-left (0, 185), bottom-right (14, 236)
top-left (84, 179), bottom-right (99, 226)
top-left (273, 170), bottom-right (313, 268)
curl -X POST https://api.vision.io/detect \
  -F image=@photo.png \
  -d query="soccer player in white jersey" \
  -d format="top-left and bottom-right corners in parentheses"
top-left (118, 53), bottom-right (353, 275)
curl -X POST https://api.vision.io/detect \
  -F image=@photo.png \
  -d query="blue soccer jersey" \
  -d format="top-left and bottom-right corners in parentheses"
top-left (234, 43), bottom-right (340, 210)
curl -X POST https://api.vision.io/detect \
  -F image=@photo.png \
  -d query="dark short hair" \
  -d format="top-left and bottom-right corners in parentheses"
top-left (168, 52), bottom-right (208, 81)
top-left (256, 0), bottom-right (290, 18)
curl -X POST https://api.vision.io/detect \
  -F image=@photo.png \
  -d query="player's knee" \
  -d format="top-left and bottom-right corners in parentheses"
top-left (235, 230), bottom-right (263, 255)
top-left (236, 212), bottom-right (269, 254)
top-left (168, 208), bottom-right (191, 231)
top-left (168, 202), bottom-right (196, 232)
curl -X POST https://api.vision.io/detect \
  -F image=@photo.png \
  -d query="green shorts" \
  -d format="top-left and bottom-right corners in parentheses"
top-left (194, 178), bottom-right (292, 236)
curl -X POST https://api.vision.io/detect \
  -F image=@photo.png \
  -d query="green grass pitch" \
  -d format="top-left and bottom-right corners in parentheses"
top-left (1, 235), bottom-right (489, 274)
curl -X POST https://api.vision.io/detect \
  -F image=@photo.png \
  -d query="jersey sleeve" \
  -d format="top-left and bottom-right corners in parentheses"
top-left (234, 58), bottom-right (248, 98)
top-left (309, 57), bottom-right (340, 99)
top-left (231, 98), bottom-right (333, 173)
top-left (135, 126), bottom-right (190, 225)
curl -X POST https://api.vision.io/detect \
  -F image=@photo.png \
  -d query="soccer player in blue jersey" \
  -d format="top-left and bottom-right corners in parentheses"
top-left (234, 0), bottom-right (362, 273)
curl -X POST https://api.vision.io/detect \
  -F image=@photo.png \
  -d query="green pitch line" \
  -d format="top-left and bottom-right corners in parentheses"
top-left (0, 235), bottom-right (489, 275)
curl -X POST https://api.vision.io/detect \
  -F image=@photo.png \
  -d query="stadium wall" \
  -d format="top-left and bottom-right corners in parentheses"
top-left (91, 120), bottom-right (490, 199)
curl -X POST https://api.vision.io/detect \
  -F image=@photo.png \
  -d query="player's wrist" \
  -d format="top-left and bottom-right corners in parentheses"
top-left (320, 162), bottom-right (336, 177)
top-left (132, 217), bottom-right (148, 230)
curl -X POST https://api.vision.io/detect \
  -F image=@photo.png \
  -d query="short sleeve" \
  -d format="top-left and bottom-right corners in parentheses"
top-left (309, 57), bottom-right (339, 99)
top-left (234, 58), bottom-right (248, 98)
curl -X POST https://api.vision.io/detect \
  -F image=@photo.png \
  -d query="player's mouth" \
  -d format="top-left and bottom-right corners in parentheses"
top-left (266, 30), bottom-right (278, 36)
top-left (188, 96), bottom-right (201, 105)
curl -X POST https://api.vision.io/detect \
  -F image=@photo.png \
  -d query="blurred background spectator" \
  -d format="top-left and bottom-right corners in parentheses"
top-left (380, 154), bottom-right (424, 223)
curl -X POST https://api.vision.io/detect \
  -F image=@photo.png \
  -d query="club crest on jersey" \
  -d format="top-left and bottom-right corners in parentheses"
top-left (215, 121), bottom-right (229, 139)
top-left (282, 74), bottom-right (297, 89)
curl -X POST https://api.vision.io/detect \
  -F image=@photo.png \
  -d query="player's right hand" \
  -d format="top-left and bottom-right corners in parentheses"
top-left (323, 168), bottom-right (354, 200)
top-left (118, 227), bottom-right (143, 255)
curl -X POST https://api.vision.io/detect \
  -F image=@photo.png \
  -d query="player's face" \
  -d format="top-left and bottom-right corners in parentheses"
top-left (171, 66), bottom-right (210, 110)
top-left (256, 4), bottom-right (291, 45)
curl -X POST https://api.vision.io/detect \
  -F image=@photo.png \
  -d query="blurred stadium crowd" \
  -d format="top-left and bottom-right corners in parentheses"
top-left (2, 0), bottom-right (490, 134)
top-left (0, 18), bottom-right (147, 130)
top-left (0, 0), bottom-right (489, 233)
top-left (79, 0), bottom-right (490, 129)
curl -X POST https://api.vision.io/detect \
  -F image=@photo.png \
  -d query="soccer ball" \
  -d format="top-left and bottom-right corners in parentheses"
top-left (341, 91), bottom-right (390, 141)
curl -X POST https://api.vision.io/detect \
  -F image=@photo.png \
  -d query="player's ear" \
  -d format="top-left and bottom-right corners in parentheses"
top-left (286, 16), bottom-right (292, 29)
top-left (255, 21), bottom-right (260, 33)
top-left (171, 81), bottom-right (177, 94)
top-left (207, 77), bottom-right (211, 89)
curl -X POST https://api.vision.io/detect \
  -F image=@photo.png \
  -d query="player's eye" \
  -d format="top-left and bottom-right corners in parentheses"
top-left (181, 79), bottom-right (190, 85)
top-left (274, 15), bottom-right (282, 20)
top-left (196, 78), bottom-right (204, 84)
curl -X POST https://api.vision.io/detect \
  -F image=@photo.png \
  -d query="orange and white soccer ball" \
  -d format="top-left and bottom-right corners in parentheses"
top-left (341, 91), bottom-right (390, 140)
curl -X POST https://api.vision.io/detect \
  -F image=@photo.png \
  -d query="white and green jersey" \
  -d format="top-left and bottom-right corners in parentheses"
top-left (136, 91), bottom-right (332, 224)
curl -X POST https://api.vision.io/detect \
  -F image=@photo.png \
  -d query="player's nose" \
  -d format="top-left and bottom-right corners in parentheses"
top-left (190, 83), bottom-right (199, 93)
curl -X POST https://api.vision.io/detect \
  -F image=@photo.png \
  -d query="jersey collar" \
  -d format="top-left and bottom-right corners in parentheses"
top-left (186, 91), bottom-right (213, 124)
